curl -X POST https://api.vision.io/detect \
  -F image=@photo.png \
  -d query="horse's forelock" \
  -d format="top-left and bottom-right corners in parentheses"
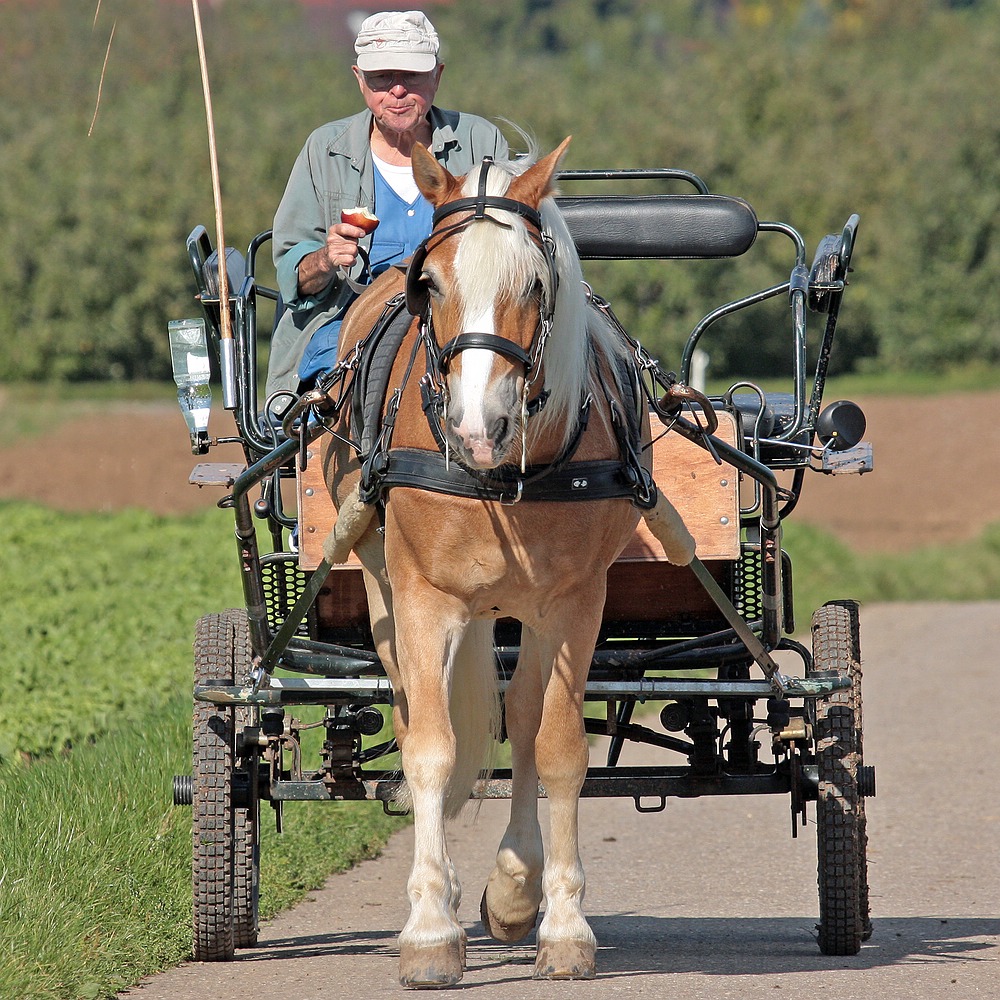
top-left (451, 158), bottom-right (626, 455)
top-left (453, 160), bottom-right (547, 317)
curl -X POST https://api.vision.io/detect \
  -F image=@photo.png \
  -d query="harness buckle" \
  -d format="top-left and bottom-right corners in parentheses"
top-left (500, 480), bottom-right (524, 505)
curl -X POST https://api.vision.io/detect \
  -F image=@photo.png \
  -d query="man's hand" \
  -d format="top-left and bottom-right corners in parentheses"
top-left (297, 222), bottom-right (366, 296)
top-left (326, 222), bottom-right (368, 270)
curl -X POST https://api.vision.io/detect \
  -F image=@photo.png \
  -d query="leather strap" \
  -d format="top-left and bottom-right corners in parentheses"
top-left (379, 447), bottom-right (646, 505)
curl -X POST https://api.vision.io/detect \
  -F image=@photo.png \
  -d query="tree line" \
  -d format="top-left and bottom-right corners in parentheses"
top-left (0, 0), bottom-right (996, 382)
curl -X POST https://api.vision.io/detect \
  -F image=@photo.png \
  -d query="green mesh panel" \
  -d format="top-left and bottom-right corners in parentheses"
top-left (735, 543), bottom-right (763, 623)
top-left (260, 557), bottom-right (311, 637)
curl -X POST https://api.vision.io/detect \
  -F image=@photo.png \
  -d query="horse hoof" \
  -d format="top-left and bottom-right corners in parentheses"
top-left (399, 941), bottom-right (464, 989)
top-left (533, 940), bottom-right (596, 980)
top-left (479, 884), bottom-right (540, 944)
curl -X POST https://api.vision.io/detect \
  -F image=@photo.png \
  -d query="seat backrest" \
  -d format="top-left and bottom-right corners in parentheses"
top-left (554, 194), bottom-right (758, 260)
top-left (185, 225), bottom-right (248, 341)
top-left (202, 246), bottom-right (247, 298)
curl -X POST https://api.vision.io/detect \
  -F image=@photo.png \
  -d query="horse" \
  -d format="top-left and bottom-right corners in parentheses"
top-left (320, 137), bottom-right (695, 987)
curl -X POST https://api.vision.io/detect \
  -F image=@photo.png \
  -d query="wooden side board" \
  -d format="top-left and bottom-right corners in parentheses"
top-left (297, 412), bottom-right (742, 628)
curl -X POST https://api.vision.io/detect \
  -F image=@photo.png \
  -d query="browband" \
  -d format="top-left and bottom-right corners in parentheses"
top-left (431, 158), bottom-right (544, 231)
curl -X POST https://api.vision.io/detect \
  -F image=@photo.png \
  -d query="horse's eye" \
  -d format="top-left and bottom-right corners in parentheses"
top-left (422, 272), bottom-right (441, 299)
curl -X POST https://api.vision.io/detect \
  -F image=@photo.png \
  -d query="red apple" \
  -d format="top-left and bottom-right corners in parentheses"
top-left (341, 207), bottom-right (380, 234)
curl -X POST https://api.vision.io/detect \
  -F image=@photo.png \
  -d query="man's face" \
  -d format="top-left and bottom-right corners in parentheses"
top-left (354, 65), bottom-right (443, 137)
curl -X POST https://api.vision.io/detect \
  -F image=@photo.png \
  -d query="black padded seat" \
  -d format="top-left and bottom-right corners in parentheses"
top-left (554, 195), bottom-right (758, 260)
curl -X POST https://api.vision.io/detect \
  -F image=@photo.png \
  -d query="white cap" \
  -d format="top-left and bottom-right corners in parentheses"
top-left (354, 11), bottom-right (440, 73)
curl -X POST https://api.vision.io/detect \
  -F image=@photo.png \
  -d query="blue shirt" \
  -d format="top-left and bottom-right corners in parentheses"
top-left (296, 168), bottom-right (434, 383)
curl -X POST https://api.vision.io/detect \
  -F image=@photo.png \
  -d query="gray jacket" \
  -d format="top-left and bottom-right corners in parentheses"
top-left (265, 107), bottom-right (509, 396)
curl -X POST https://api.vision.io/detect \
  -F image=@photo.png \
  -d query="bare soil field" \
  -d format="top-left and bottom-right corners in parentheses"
top-left (2, 391), bottom-right (997, 552)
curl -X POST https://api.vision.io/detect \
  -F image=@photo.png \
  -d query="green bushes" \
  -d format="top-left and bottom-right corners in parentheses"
top-left (1, 0), bottom-right (999, 380)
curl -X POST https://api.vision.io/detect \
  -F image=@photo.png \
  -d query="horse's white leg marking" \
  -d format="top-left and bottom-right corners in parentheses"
top-left (482, 630), bottom-right (544, 942)
top-left (395, 606), bottom-right (467, 987)
top-left (532, 610), bottom-right (603, 980)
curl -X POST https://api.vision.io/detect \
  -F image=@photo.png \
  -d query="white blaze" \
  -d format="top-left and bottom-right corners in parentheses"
top-left (457, 304), bottom-right (496, 438)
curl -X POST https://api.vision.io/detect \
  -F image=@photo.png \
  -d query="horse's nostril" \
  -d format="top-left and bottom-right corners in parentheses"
top-left (492, 417), bottom-right (509, 443)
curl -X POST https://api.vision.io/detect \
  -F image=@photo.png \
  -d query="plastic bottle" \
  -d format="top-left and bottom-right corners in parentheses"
top-left (168, 318), bottom-right (213, 452)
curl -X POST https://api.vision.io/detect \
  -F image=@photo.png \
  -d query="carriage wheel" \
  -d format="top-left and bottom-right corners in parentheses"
top-left (192, 610), bottom-right (260, 960)
top-left (809, 600), bottom-right (871, 956)
top-left (233, 697), bottom-right (260, 949)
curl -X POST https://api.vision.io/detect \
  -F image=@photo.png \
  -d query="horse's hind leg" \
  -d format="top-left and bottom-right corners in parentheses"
top-left (532, 612), bottom-right (602, 980)
top-left (481, 629), bottom-right (544, 943)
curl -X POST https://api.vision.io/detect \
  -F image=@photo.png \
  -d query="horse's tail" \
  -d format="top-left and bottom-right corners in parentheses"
top-left (445, 619), bottom-right (501, 818)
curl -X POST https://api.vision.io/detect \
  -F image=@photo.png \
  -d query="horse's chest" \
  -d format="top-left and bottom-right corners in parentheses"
top-left (390, 525), bottom-right (594, 616)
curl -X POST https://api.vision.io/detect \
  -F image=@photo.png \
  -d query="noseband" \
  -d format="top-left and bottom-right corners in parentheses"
top-left (405, 158), bottom-right (559, 383)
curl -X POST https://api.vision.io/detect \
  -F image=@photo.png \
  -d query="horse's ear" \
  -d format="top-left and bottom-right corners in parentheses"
top-left (510, 136), bottom-right (573, 207)
top-left (412, 143), bottom-right (460, 208)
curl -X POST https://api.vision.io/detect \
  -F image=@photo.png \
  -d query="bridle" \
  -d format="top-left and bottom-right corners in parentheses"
top-left (404, 158), bottom-right (559, 405)
top-left (325, 159), bottom-right (658, 508)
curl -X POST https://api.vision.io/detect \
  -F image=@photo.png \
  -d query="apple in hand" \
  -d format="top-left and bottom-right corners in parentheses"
top-left (341, 207), bottom-right (380, 234)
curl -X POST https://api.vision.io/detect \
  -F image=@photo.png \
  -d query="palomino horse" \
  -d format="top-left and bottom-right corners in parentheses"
top-left (321, 138), bottom-right (694, 987)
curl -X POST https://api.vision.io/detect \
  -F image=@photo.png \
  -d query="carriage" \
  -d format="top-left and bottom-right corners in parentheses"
top-left (173, 148), bottom-right (874, 983)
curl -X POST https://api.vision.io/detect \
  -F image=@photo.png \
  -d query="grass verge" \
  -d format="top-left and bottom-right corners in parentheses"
top-left (784, 519), bottom-right (1000, 626)
top-left (0, 697), bottom-right (405, 1000)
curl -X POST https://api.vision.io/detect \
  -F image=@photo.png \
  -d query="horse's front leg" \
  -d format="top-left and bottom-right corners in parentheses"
top-left (394, 592), bottom-right (467, 988)
top-left (532, 606), bottom-right (603, 980)
top-left (481, 627), bottom-right (545, 942)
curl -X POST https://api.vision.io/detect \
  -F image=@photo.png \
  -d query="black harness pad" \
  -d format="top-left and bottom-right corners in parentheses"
top-left (350, 297), bottom-right (413, 458)
top-left (382, 448), bottom-right (642, 504)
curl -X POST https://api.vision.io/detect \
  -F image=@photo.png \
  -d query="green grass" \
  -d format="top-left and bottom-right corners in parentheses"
top-left (0, 382), bottom-right (178, 446)
top-left (0, 502), bottom-right (243, 763)
top-left (0, 702), bottom-right (196, 998)
top-left (0, 497), bottom-right (407, 998)
top-left (0, 698), bottom-right (404, 1000)
top-left (784, 519), bottom-right (1000, 627)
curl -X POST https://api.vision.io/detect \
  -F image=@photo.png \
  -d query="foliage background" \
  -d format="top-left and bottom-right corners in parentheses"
top-left (1, 0), bottom-right (998, 382)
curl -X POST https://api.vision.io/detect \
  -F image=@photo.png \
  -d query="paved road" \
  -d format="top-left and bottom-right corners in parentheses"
top-left (123, 603), bottom-right (999, 999)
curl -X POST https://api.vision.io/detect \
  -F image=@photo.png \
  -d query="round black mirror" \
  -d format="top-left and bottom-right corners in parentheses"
top-left (816, 399), bottom-right (866, 451)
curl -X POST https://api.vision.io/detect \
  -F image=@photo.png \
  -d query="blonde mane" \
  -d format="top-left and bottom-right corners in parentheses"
top-left (451, 156), bottom-right (630, 456)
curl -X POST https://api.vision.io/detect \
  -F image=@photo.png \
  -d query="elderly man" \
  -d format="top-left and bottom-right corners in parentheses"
top-left (266, 10), bottom-right (510, 397)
